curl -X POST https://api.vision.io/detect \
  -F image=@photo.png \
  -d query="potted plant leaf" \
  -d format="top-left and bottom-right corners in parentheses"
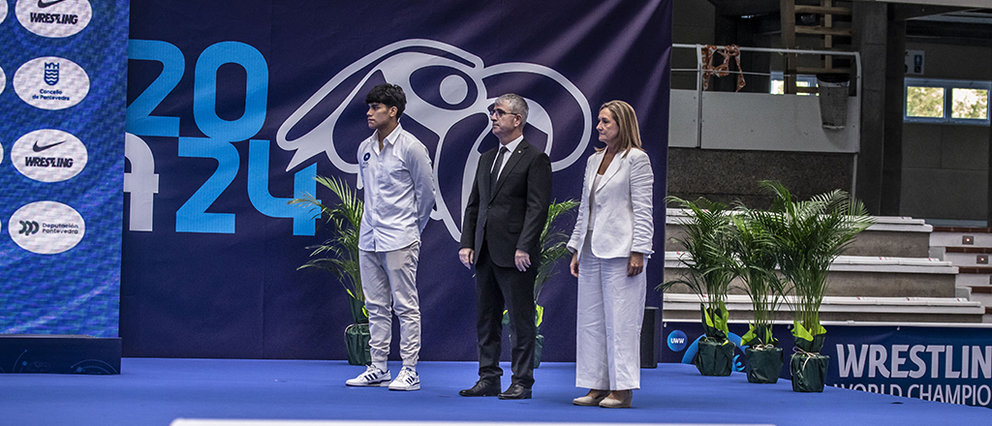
top-left (659, 196), bottom-right (737, 376)
top-left (290, 175), bottom-right (370, 365)
top-left (728, 209), bottom-right (788, 384)
top-left (504, 199), bottom-right (579, 368)
top-left (758, 181), bottom-right (872, 392)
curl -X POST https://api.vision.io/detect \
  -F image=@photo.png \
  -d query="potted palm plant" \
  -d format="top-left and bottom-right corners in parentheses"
top-left (504, 199), bottom-right (578, 368)
top-left (290, 175), bottom-right (369, 365)
top-left (728, 210), bottom-right (788, 384)
top-left (660, 196), bottom-right (737, 376)
top-left (758, 181), bottom-right (872, 392)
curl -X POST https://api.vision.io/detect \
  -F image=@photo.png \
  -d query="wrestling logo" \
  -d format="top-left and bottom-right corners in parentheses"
top-left (15, 0), bottom-right (92, 38)
top-left (13, 56), bottom-right (89, 110)
top-left (9, 201), bottom-right (86, 255)
top-left (277, 39), bottom-right (592, 240)
top-left (11, 129), bottom-right (88, 182)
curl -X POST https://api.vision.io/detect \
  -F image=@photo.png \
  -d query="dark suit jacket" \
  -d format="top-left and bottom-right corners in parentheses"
top-left (461, 139), bottom-right (552, 268)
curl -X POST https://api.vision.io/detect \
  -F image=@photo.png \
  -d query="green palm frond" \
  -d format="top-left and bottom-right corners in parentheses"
top-left (290, 175), bottom-right (367, 322)
top-left (757, 180), bottom-right (873, 338)
top-left (729, 209), bottom-right (788, 347)
top-left (659, 196), bottom-right (737, 337)
top-left (534, 199), bottom-right (580, 304)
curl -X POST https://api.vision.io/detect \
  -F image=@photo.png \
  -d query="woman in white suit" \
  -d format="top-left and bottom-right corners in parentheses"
top-left (567, 100), bottom-right (654, 408)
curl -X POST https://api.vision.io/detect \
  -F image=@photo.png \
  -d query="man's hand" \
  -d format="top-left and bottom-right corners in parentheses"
top-left (627, 252), bottom-right (644, 276)
top-left (459, 248), bottom-right (475, 269)
top-left (514, 250), bottom-right (531, 272)
top-left (569, 251), bottom-right (579, 277)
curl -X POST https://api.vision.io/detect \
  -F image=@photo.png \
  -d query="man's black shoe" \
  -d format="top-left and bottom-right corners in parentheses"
top-left (458, 378), bottom-right (501, 397)
top-left (497, 383), bottom-right (532, 399)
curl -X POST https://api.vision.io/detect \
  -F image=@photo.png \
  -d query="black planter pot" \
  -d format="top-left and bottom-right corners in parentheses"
top-left (344, 323), bottom-right (371, 366)
top-left (694, 337), bottom-right (734, 376)
top-left (791, 352), bottom-right (829, 392)
top-left (745, 346), bottom-right (783, 384)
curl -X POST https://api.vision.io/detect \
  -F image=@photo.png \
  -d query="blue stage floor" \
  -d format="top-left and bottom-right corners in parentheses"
top-left (2, 358), bottom-right (989, 425)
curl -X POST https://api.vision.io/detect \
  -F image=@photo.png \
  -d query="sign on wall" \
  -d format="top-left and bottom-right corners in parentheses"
top-left (663, 321), bottom-right (992, 408)
top-left (124, 0), bottom-right (672, 360)
top-left (0, 0), bottom-right (127, 337)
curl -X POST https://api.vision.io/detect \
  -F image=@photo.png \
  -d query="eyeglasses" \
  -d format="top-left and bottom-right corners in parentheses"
top-left (489, 107), bottom-right (519, 118)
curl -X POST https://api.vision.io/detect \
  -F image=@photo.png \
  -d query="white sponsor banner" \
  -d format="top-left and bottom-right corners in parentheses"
top-left (15, 0), bottom-right (92, 38)
top-left (9, 201), bottom-right (86, 255)
top-left (13, 56), bottom-right (90, 110)
top-left (11, 129), bottom-right (88, 182)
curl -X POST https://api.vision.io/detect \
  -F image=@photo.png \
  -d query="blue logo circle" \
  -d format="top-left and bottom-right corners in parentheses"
top-left (667, 330), bottom-right (688, 352)
top-left (363, 152), bottom-right (371, 161)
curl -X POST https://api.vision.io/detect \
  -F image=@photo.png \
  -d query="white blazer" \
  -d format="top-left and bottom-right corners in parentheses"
top-left (567, 148), bottom-right (654, 259)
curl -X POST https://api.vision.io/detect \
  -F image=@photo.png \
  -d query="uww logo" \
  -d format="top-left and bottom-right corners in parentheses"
top-left (19, 221), bottom-right (40, 235)
top-left (277, 39), bottom-right (592, 241)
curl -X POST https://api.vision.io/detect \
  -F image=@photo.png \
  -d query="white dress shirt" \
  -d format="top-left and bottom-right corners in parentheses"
top-left (491, 135), bottom-right (524, 180)
top-left (357, 123), bottom-right (435, 252)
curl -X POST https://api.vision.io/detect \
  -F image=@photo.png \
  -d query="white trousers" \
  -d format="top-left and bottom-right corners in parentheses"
top-left (575, 242), bottom-right (646, 390)
top-left (359, 242), bottom-right (421, 371)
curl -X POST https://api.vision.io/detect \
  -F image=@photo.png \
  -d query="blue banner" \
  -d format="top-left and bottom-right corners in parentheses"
top-left (0, 0), bottom-right (127, 337)
top-left (124, 0), bottom-right (672, 359)
top-left (663, 321), bottom-right (992, 408)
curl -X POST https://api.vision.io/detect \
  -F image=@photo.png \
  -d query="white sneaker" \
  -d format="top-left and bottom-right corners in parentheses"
top-left (345, 365), bottom-right (390, 387)
top-left (388, 367), bottom-right (420, 391)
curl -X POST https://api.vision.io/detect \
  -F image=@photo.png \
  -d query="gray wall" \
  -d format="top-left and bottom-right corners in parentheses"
top-left (670, 3), bottom-right (992, 220)
top-left (900, 41), bottom-right (992, 221)
top-left (668, 0), bottom-right (855, 209)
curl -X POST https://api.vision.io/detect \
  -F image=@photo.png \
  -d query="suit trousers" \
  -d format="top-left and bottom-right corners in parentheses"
top-left (575, 239), bottom-right (646, 390)
top-left (359, 242), bottom-right (421, 371)
top-left (474, 242), bottom-right (537, 387)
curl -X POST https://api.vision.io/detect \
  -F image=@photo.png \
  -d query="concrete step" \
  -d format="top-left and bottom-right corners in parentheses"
top-left (662, 293), bottom-right (986, 323)
top-left (969, 287), bottom-right (992, 307)
top-left (664, 252), bottom-right (958, 298)
top-left (956, 286), bottom-right (972, 298)
top-left (955, 282), bottom-right (992, 299)
top-left (665, 209), bottom-right (931, 258)
top-left (957, 266), bottom-right (992, 275)
top-left (953, 272), bottom-right (989, 287)
top-left (930, 226), bottom-right (992, 249)
top-left (942, 248), bottom-right (992, 267)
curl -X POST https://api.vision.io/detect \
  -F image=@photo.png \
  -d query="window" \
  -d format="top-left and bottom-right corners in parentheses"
top-left (904, 78), bottom-right (990, 125)
top-left (769, 72), bottom-right (818, 96)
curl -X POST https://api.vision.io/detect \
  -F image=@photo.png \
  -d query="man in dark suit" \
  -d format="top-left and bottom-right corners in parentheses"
top-left (458, 93), bottom-right (552, 400)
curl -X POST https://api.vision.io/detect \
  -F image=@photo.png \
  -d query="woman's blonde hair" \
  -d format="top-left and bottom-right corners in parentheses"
top-left (597, 100), bottom-right (643, 157)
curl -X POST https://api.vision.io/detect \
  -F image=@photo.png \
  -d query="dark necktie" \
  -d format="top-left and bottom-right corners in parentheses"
top-left (490, 146), bottom-right (508, 192)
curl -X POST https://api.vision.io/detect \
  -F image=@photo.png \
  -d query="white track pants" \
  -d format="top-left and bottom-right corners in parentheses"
top-left (575, 242), bottom-right (646, 390)
top-left (359, 242), bottom-right (421, 371)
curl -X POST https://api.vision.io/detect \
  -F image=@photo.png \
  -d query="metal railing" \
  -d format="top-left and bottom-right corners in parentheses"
top-left (670, 43), bottom-right (863, 196)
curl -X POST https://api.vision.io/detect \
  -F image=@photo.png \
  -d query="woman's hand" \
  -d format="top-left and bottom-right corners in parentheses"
top-left (570, 251), bottom-right (580, 278)
top-left (627, 252), bottom-right (644, 276)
